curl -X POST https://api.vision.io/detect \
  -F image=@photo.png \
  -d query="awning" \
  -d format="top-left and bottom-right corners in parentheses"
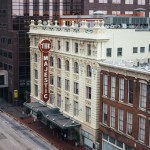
top-left (39, 107), bottom-right (81, 129)
top-left (24, 102), bottom-right (81, 129)
top-left (23, 102), bottom-right (46, 112)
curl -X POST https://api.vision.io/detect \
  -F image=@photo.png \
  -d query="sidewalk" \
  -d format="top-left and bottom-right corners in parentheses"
top-left (0, 98), bottom-right (86, 150)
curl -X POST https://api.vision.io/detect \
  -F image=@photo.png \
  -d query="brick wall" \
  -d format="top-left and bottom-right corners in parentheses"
top-left (99, 70), bottom-right (150, 150)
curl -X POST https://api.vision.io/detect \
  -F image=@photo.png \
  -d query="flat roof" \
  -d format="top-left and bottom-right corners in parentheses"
top-left (99, 59), bottom-right (150, 75)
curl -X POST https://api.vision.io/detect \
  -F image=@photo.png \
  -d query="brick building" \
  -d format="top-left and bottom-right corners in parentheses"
top-left (83, 0), bottom-right (150, 17)
top-left (99, 60), bottom-right (150, 150)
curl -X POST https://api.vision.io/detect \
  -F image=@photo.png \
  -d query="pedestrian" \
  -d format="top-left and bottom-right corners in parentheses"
top-left (64, 133), bottom-right (67, 141)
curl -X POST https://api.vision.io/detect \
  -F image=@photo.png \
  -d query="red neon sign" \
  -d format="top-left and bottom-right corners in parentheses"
top-left (38, 39), bottom-right (51, 103)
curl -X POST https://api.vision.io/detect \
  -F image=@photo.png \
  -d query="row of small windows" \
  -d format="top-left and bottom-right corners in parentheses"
top-left (34, 54), bottom-right (92, 77)
top-left (0, 37), bottom-right (12, 44)
top-left (34, 71), bottom-right (92, 100)
top-left (0, 49), bottom-right (12, 59)
top-left (57, 40), bottom-right (92, 56)
top-left (106, 45), bottom-right (150, 57)
top-left (89, 0), bottom-right (147, 5)
top-left (103, 104), bottom-right (147, 142)
top-left (50, 77), bottom-right (92, 99)
top-left (0, 62), bottom-right (13, 70)
top-left (103, 74), bottom-right (148, 110)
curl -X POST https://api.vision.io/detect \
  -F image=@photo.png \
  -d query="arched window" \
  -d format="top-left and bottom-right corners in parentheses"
top-left (50, 56), bottom-right (54, 66)
top-left (34, 53), bottom-right (37, 62)
top-left (74, 62), bottom-right (79, 73)
top-left (57, 58), bottom-right (61, 68)
top-left (87, 65), bottom-right (92, 77)
top-left (65, 60), bottom-right (70, 71)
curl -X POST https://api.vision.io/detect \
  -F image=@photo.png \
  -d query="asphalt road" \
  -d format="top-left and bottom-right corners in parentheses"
top-left (0, 111), bottom-right (58, 150)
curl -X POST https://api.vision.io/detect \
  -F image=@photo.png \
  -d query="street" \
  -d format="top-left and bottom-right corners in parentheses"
top-left (0, 111), bottom-right (58, 150)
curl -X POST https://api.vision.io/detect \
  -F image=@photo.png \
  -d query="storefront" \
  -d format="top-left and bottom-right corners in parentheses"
top-left (24, 102), bottom-right (81, 144)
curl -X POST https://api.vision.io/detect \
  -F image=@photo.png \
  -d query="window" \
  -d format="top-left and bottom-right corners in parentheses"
top-left (65, 79), bottom-right (70, 91)
top-left (89, 0), bottom-right (94, 3)
top-left (58, 40), bottom-right (61, 50)
top-left (74, 43), bottom-right (78, 53)
top-left (8, 39), bottom-right (12, 44)
top-left (66, 41), bottom-right (69, 51)
top-left (112, 11), bottom-right (120, 15)
top-left (125, 11), bottom-right (133, 14)
top-left (139, 83), bottom-right (147, 109)
top-left (139, 116), bottom-right (146, 141)
top-left (74, 101), bottom-right (79, 116)
top-left (87, 44), bottom-right (91, 56)
top-left (138, 0), bottom-right (145, 5)
top-left (65, 60), bottom-right (70, 71)
top-left (133, 47), bottom-right (138, 53)
top-left (74, 62), bottom-right (79, 73)
top-left (86, 107), bottom-right (91, 123)
top-left (118, 109), bottom-right (124, 131)
top-left (87, 65), bottom-right (92, 77)
top-left (140, 47), bottom-right (145, 53)
top-left (112, 0), bottom-right (121, 3)
top-left (0, 75), bottom-right (4, 85)
top-left (50, 75), bottom-right (54, 85)
top-left (128, 80), bottom-right (133, 104)
top-left (8, 52), bottom-right (12, 59)
top-left (74, 82), bottom-right (79, 94)
top-left (127, 112), bottom-right (133, 135)
top-left (57, 77), bottom-right (61, 88)
top-left (111, 76), bottom-right (116, 99)
top-left (89, 10), bottom-right (94, 15)
top-left (34, 84), bottom-right (38, 97)
top-left (103, 75), bottom-right (108, 97)
top-left (125, 0), bottom-right (133, 4)
top-left (34, 69), bottom-right (38, 79)
top-left (99, 0), bottom-right (108, 3)
top-left (103, 103), bottom-right (108, 124)
top-left (117, 48), bottom-right (122, 56)
top-left (110, 106), bottom-right (115, 128)
top-left (57, 58), bottom-right (61, 68)
top-left (50, 91), bottom-right (54, 104)
top-left (34, 53), bottom-right (37, 62)
top-left (57, 94), bottom-right (61, 108)
top-left (106, 48), bottom-right (111, 57)
top-left (65, 97), bottom-right (70, 112)
top-left (50, 56), bottom-right (54, 66)
top-left (86, 86), bottom-right (91, 99)
top-left (119, 78), bottom-right (124, 101)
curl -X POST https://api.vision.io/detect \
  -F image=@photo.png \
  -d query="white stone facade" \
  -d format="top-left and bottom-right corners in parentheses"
top-left (28, 20), bottom-right (150, 148)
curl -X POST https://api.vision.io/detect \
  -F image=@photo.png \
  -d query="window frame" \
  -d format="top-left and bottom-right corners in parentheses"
top-left (86, 106), bottom-right (91, 123)
top-left (117, 48), bottom-right (122, 56)
top-left (74, 82), bottom-right (79, 95)
top-left (86, 86), bottom-right (92, 99)
top-left (127, 112), bottom-right (133, 135)
top-left (106, 48), bottom-right (112, 57)
top-left (103, 103), bottom-right (108, 125)
top-left (139, 82), bottom-right (147, 109)
top-left (87, 65), bottom-right (92, 77)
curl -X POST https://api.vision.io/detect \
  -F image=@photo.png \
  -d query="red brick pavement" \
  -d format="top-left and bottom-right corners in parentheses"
top-left (17, 116), bottom-right (86, 150)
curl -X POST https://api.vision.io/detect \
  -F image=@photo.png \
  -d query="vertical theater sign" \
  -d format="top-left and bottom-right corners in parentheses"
top-left (38, 39), bottom-right (52, 103)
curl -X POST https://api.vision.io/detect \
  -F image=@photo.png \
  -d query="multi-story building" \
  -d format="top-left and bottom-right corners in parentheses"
top-left (0, 0), bottom-right (83, 102)
top-left (99, 60), bottom-right (150, 150)
top-left (84, 0), bottom-right (150, 17)
top-left (27, 19), bottom-right (150, 149)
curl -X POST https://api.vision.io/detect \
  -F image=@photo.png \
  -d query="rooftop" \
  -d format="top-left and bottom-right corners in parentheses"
top-left (99, 58), bottom-right (150, 75)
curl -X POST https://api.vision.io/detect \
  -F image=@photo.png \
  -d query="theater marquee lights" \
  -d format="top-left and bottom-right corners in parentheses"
top-left (38, 39), bottom-right (52, 103)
